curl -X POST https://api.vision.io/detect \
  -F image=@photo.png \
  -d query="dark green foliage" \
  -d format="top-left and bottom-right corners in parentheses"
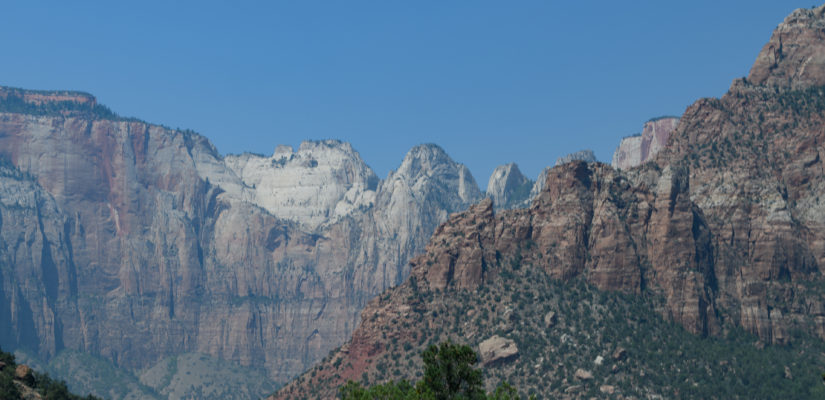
top-left (419, 342), bottom-right (485, 400)
top-left (340, 379), bottom-right (419, 400)
top-left (345, 250), bottom-right (825, 399)
top-left (340, 342), bottom-right (523, 400)
top-left (33, 372), bottom-right (100, 400)
top-left (0, 371), bottom-right (22, 399)
top-left (0, 347), bottom-right (100, 400)
top-left (0, 92), bottom-right (122, 120)
top-left (0, 348), bottom-right (22, 399)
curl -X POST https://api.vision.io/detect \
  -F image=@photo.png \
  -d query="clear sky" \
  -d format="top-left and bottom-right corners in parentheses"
top-left (0, 1), bottom-right (813, 188)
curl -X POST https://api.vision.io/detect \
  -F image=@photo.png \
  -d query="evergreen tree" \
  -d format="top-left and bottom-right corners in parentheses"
top-left (340, 341), bottom-right (522, 400)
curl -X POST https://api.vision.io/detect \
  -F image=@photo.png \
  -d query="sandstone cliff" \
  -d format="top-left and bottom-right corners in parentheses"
top-left (0, 88), bottom-right (483, 395)
top-left (277, 4), bottom-right (825, 398)
top-left (484, 163), bottom-right (532, 210)
top-left (748, 5), bottom-right (825, 89)
top-left (611, 117), bottom-right (680, 169)
top-left (223, 140), bottom-right (379, 231)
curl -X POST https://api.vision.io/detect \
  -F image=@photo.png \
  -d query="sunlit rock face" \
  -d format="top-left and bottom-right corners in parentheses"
top-left (224, 140), bottom-right (379, 231)
top-left (279, 5), bottom-right (825, 398)
top-left (485, 163), bottom-right (531, 210)
top-left (0, 90), bottom-right (482, 385)
top-left (612, 117), bottom-right (680, 170)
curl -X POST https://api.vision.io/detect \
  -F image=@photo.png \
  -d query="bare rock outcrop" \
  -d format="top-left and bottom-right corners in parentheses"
top-left (555, 149), bottom-right (597, 166)
top-left (574, 368), bottom-right (593, 381)
top-left (412, 161), bottom-right (718, 335)
top-left (278, 8), bottom-right (825, 397)
top-left (224, 140), bottom-right (379, 230)
top-left (612, 117), bottom-right (680, 169)
top-left (485, 163), bottom-right (531, 210)
top-left (478, 335), bottom-right (518, 366)
top-left (749, 5), bottom-right (825, 89)
top-left (0, 89), bottom-right (483, 388)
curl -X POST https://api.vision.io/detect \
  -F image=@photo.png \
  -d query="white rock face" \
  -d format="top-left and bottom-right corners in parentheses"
top-left (376, 144), bottom-right (481, 227)
top-left (486, 163), bottom-right (531, 210)
top-left (529, 167), bottom-right (551, 202)
top-left (363, 144), bottom-right (484, 288)
top-left (224, 140), bottom-right (379, 230)
top-left (612, 117), bottom-right (680, 170)
top-left (555, 149), bottom-right (597, 166)
top-left (612, 135), bottom-right (643, 169)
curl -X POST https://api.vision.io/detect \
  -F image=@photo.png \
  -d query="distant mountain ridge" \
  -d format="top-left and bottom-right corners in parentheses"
top-left (611, 117), bottom-right (679, 169)
top-left (276, 4), bottom-right (825, 398)
top-left (0, 85), bottom-right (489, 398)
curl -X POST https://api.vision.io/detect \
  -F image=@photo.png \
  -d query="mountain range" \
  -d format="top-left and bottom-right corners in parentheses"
top-left (0, 81), bottom-right (609, 398)
top-left (4, 4), bottom-right (825, 400)
top-left (275, 4), bottom-right (825, 399)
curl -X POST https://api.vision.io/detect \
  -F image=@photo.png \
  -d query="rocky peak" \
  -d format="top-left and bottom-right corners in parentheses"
top-left (611, 117), bottom-right (679, 170)
top-left (748, 5), bottom-right (825, 89)
top-left (278, 6), bottom-right (825, 398)
top-left (387, 143), bottom-right (481, 204)
top-left (224, 139), bottom-right (379, 230)
top-left (523, 148), bottom-right (600, 207)
top-left (555, 149), bottom-right (597, 166)
top-left (526, 165), bottom-right (557, 204)
top-left (485, 163), bottom-right (532, 210)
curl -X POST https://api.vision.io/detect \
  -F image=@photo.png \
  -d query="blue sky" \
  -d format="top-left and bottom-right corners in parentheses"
top-left (0, 1), bottom-right (813, 187)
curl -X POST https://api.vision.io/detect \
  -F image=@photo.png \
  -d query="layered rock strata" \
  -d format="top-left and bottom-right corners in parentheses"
top-left (0, 90), bottom-right (482, 386)
top-left (278, 4), bottom-right (825, 397)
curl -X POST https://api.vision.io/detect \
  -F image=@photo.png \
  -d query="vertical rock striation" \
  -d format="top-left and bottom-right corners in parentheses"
top-left (278, 5), bottom-right (825, 397)
top-left (612, 117), bottom-right (680, 170)
top-left (485, 163), bottom-right (532, 210)
top-left (0, 91), bottom-right (482, 387)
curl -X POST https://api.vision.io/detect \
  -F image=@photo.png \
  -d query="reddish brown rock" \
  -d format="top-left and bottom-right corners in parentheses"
top-left (277, 6), bottom-right (825, 397)
top-left (414, 198), bottom-right (496, 291)
top-left (0, 90), bottom-right (483, 387)
top-left (749, 5), bottom-right (825, 89)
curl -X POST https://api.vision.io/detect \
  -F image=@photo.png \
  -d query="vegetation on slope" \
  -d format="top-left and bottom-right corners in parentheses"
top-left (0, 347), bottom-right (100, 400)
top-left (301, 252), bottom-right (825, 399)
top-left (0, 89), bottom-right (122, 120)
top-left (340, 341), bottom-right (522, 400)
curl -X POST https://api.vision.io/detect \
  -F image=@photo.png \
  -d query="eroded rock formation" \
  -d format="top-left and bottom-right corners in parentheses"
top-left (555, 149), bottom-right (597, 166)
top-left (612, 117), bottom-right (680, 169)
top-left (485, 163), bottom-right (532, 210)
top-left (0, 91), bottom-right (483, 387)
top-left (277, 5), bottom-right (825, 397)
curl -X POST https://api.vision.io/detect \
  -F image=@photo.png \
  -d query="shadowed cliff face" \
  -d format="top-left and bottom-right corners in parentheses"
top-left (0, 162), bottom-right (75, 358)
top-left (0, 94), bottom-right (482, 386)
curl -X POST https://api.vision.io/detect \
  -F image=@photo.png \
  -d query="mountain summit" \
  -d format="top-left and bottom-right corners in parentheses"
top-left (276, 5), bottom-right (825, 398)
